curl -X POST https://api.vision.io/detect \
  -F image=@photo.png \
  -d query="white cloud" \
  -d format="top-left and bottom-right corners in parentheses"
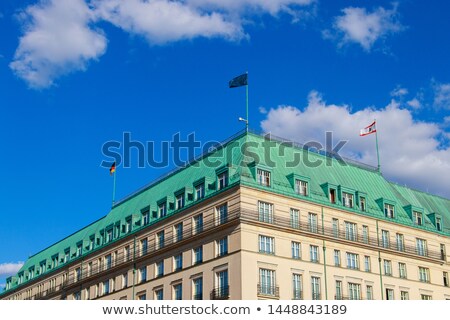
top-left (390, 86), bottom-right (408, 97)
top-left (261, 91), bottom-right (450, 198)
top-left (0, 262), bottom-right (24, 276)
top-left (10, 0), bottom-right (107, 89)
top-left (259, 106), bottom-right (268, 114)
top-left (326, 3), bottom-right (404, 51)
top-left (433, 82), bottom-right (450, 109)
top-left (407, 97), bottom-right (422, 109)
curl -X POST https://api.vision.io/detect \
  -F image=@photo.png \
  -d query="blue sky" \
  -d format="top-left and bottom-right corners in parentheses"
top-left (0, 0), bottom-right (449, 287)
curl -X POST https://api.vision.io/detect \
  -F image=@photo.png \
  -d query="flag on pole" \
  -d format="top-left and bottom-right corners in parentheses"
top-left (360, 121), bottom-right (377, 136)
top-left (109, 162), bottom-right (116, 175)
top-left (229, 73), bottom-right (248, 88)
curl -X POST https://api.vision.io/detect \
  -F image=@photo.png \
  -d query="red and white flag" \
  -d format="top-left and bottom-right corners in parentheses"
top-left (360, 121), bottom-right (377, 136)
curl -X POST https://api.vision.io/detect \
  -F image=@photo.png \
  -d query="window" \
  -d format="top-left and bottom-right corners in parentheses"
top-left (216, 270), bottom-right (229, 298)
top-left (105, 254), bottom-right (112, 269)
top-left (419, 267), bottom-right (430, 283)
top-left (401, 291), bottom-right (409, 300)
top-left (103, 280), bottom-right (110, 295)
top-left (193, 246), bottom-right (203, 265)
top-left (218, 171), bottom-right (228, 190)
top-left (158, 203), bottom-right (167, 217)
top-left (138, 267), bottom-right (147, 283)
top-left (140, 239), bottom-right (148, 255)
top-left (155, 288), bottom-right (163, 300)
top-left (310, 245), bottom-right (319, 263)
top-left (295, 179), bottom-right (308, 196)
top-left (360, 197), bottom-right (366, 212)
top-left (362, 225), bottom-right (369, 244)
top-left (74, 291), bottom-right (81, 300)
top-left (441, 244), bottom-right (446, 260)
top-left (292, 241), bottom-right (301, 259)
top-left (386, 288), bottom-right (394, 300)
top-left (173, 283), bottom-right (182, 300)
top-left (138, 293), bottom-right (146, 300)
top-left (421, 294), bottom-right (432, 300)
top-left (193, 214), bottom-right (203, 234)
top-left (156, 260), bottom-right (164, 278)
top-left (174, 254), bottom-right (183, 271)
top-left (292, 274), bottom-right (302, 299)
top-left (416, 238), bottom-right (427, 256)
top-left (381, 230), bottom-right (390, 248)
top-left (444, 272), bottom-right (449, 287)
top-left (259, 235), bottom-right (275, 254)
top-left (64, 250), bottom-right (70, 263)
top-left (366, 286), bottom-right (373, 300)
top-left (384, 260), bottom-right (392, 276)
top-left (290, 209), bottom-right (300, 229)
top-left (124, 246), bottom-right (131, 262)
top-left (364, 256), bottom-right (371, 272)
top-left (334, 250), bottom-right (341, 267)
top-left (106, 229), bottom-right (113, 243)
top-left (413, 211), bottom-right (423, 226)
top-left (335, 280), bottom-right (342, 300)
top-left (257, 169), bottom-right (271, 187)
top-left (217, 204), bottom-right (228, 225)
top-left (193, 277), bottom-right (203, 300)
top-left (384, 204), bottom-right (395, 218)
top-left (125, 218), bottom-right (132, 233)
top-left (76, 243), bottom-right (82, 257)
top-left (396, 234), bottom-right (405, 252)
top-left (332, 218), bottom-right (339, 238)
top-left (342, 192), bottom-right (354, 208)
top-left (308, 213), bottom-right (318, 233)
top-left (436, 217), bottom-right (442, 231)
top-left (75, 268), bottom-right (81, 282)
top-left (195, 183), bottom-right (205, 200)
top-left (142, 210), bottom-right (150, 226)
top-left (329, 189), bottom-right (336, 204)
top-left (259, 269), bottom-right (276, 296)
top-left (122, 273), bottom-right (128, 289)
top-left (346, 253), bottom-right (359, 270)
top-left (157, 230), bottom-right (165, 249)
top-left (348, 283), bottom-right (361, 300)
top-left (399, 263), bottom-right (407, 279)
top-left (218, 237), bottom-right (228, 256)
top-left (174, 223), bottom-right (183, 242)
top-left (258, 201), bottom-right (273, 223)
top-left (311, 277), bottom-right (320, 300)
top-left (176, 194), bottom-right (185, 210)
top-left (345, 222), bottom-right (357, 241)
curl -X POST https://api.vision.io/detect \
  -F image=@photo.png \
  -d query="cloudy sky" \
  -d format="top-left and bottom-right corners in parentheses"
top-left (0, 0), bottom-right (449, 287)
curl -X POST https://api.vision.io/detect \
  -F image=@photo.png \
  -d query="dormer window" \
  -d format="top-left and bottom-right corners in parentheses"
top-left (384, 204), bottom-right (395, 219)
top-left (257, 169), bottom-right (271, 187)
top-left (295, 179), bottom-right (308, 196)
top-left (436, 217), bottom-right (442, 231)
top-left (413, 211), bottom-right (423, 226)
top-left (329, 189), bottom-right (337, 204)
top-left (218, 171), bottom-right (228, 190)
top-left (76, 243), bottom-right (82, 256)
top-left (142, 209), bottom-right (150, 226)
top-left (195, 183), bottom-right (205, 200)
top-left (360, 197), bottom-right (366, 212)
top-left (176, 194), bottom-right (185, 210)
top-left (106, 229), bottom-right (113, 243)
top-left (342, 192), bottom-right (354, 208)
top-left (159, 203), bottom-right (167, 217)
top-left (64, 249), bottom-right (70, 263)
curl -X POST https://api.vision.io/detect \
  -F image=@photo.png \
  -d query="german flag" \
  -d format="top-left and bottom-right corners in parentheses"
top-left (109, 162), bottom-right (116, 176)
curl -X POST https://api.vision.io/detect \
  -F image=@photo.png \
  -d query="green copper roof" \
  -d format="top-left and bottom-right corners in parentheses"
top-left (2, 130), bottom-right (449, 295)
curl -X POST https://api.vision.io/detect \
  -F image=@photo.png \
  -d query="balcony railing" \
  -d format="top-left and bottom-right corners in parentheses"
top-left (210, 286), bottom-right (229, 300)
top-left (312, 293), bottom-right (321, 300)
top-left (292, 290), bottom-right (303, 300)
top-left (257, 284), bottom-right (280, 298)
top-left (335, 295), bottom-right (362, 300)
top-left (193, 293), bottom-right (203, 300)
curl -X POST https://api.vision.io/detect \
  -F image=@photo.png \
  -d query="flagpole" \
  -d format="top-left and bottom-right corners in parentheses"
top-left (375, 119), bottom-right (381, 173)
top-left (112, 169), bottom-right (117, 207)
top-left (246, 71), bottom-right (249, 132)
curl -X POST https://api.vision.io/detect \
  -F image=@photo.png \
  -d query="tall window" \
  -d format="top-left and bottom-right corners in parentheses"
top-left (332, 218), bottom-right (339, 238)
top-left (348, 283), bottom-right (361, 300)
top-left (292, 241), bottom-right (301, 259)
top-left (381, 230), bottom-right (390, 248)
top-left (75, 268), bottom-right (81, 282)
top-left (384, 204), bottom-right (395, 218)
top-left (308, 213), bottom-right (318, 233)
top-left (124, 246), bottom-right (131, 262)
top-left (295, 179), bottom-right (308, 196)
top-left (419, 267), bottom-right (430, 282)
top-left (105, 254), bottom-right (112, 269)
top-left (443, 272), bottom-right (449, 287)
top-left (106, 229), bottom-right (113, 243)
top-left (329, 189), bottom-right (336, 204)
top-left (103, 280), bottom-right (110, 295)
top-left (258, 201), bottom-right (273, 223)
top-left (142, 210), bottom-right (150, 226)
top-left (155, 288), bottom-right (163, 300)
top-left (292, 274), bottom-right (302, 299)
top-left (217, 204), bottom-right (228, 225)
top-left (140, 239), bottom-right (148, 255)
top-left (173, 283), bottom-right (182, 300)
top-left (416, 238), bottom-right (427, 256)
top-left (364, 256), bottom-right (371, 272)
top-left (334, 250), bottom-right (341, 267)
top-left (218, 237), bottom-right (228, 256)
top-left (157, 230), bottom-right (165, 249)
top-left (259, 235), bottom-right (275, 254)
top-left (413, 211), bottom-right (423, 226)
top-left (399, 262), bottom-right (407, 279)
top-left (174, 254), bottom-right (183, 271)
top-left (174, 223), bottom-right (183, 242)
top-left (176, 194), bottom-right (185, 210)
top-left (139, 267), bottom-right (147, 283)
top-left (193, 246), bottom-right (203, 265)
top-left (216, 270), bottom-right (229, 298)
top-left (193, 277), bottom-right (203, 300)
top-left (396, 234), bottom-right (405, 252)
top-left (360, 197), bottom-right (366, 211)
top-left (310, 245), bottom-right (319, 263)
top-left (345, 222), bottom-right (357, 241)
top-left (218, 171), bottom-right (228, 190)
top-left (158, 203), bottom-right (167, 217)
top-left (386, 289), bottom-right (394, 300)
top-left (290, 209), bottom-right (300, 229)
top-left (156, 260), bottom-right (164, 278)
top-left (384, 260), bottom-right (392, 276)
top-left (362, 225), bottom-right (369, 244)
top-left (335, 280), bottom-right (342, 300)
top-left (342, 192), bottom-right (354, 208)
top-left (125, 218), bottom-right (132, 233)
top-left (122, 273), bottom-right (128, 289)
top-left (257, 169), bottom-right (271, 187)
top-left (401, 291), bottom-right (409, 300)
top-left (366, 286), bottom-right (373, 300)
top-left (311, 277), bottom-right (320, 300)
top-left (193, 214), bottom-right (203, 234)
top-left (346, 253), bottom-right (359, 270)
top-left (195, 183), bottom-right (205, 200)
top-left (259, 269), bottom-right (276, 296)
top-left (436, 217), bottom-right (442, 231)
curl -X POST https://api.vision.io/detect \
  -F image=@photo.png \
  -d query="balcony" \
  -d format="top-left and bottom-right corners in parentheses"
top-left (312, 293), bottom-right (321, 300)
top-left (257, 284), bottom-right (280, 298)
top-left (193, 293), bottom-right (203, 300)
top-left (211, 286), bottom-right (229, 300)
top-left (292, 290), bottom-right (303, 300)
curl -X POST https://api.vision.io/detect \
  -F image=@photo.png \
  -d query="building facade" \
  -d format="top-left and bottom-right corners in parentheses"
top-left (2, 131), bottom-right (450, 300)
